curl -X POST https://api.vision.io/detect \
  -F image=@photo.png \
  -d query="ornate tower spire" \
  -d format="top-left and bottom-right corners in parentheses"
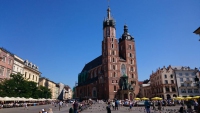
top-left (107, 7), bottom-right (111, 19)
top-left (103, 7), bottom-right (115, 29)
top-left (119, 24), bottom-right (134, 42)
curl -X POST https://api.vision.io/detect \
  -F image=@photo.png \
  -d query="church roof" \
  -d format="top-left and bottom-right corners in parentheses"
top-left (81, 55), bottom-right (102, 73)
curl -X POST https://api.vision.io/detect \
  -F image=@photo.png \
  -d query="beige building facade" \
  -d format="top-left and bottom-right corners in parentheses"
top-left (39, 77), bottom-right (58, 99)
top-left (23, 60), bottom-right (41, 84)
top-left (150, 65), bottom-right (178, 99)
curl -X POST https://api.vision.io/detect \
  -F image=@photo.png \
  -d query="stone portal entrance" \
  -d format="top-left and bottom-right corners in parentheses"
top-left (118, 75), bottom-right (135, 100)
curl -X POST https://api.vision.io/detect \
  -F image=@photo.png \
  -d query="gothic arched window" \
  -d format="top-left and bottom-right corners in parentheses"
top-left (112, 58), bottom-right (115, 62)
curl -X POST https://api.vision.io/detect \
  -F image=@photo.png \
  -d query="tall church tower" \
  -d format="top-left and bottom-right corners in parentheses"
top-left (102, 7), bottom-right (120, 99)
top-left (119, 25), bottom-right (139, 96)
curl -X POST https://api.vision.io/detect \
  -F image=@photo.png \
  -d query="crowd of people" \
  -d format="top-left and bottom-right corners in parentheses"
top-left (104, 98), bottom-right (200, 113)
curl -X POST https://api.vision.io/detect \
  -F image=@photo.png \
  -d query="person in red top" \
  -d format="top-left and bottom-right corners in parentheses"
top-left (73, 100), bottom-right (78, 113)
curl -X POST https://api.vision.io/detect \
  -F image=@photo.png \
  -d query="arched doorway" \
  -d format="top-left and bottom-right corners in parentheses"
top-left (167, 94), bottom-right (171, 100)
top-left (173, 94), bottom-right (177, 97)
top-left (130, 93), bottom-right (133, 100)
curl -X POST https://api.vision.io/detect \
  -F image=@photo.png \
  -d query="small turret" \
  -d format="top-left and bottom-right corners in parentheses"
top-left (119, 24), bottom-right (134, 42)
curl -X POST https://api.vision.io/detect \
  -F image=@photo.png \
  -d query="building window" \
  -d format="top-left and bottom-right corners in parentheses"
top-left (181, 89), bottom-right (186, 93)
top-left (113, 65), bottom-right (115, 70)
top-left (129, 45), bottom-right (132, 49)
top-left (111, 38), bottom-right (113, 42)
top-left (36, 76), bottom-right (37, 81)
top-left (132, 74), bottom-right (134, 78)
top-left (33, 75), bottom-right (34, 80)
top-left (0, 67), bottom-right (4, 76)
top-left (25, 72), bottom-right (27, 78)
top-left (185, 73), bottom-right (189, 76)
top-left (130, 53), bottom-right (132, 57)
top-left (165, 87), bottom-right (169, 92)
top-left (170, 74), bottom-right (173, 78)
top-left (179, 73), bottom-right (182, 76)
top-left (187, 83), bottom-right (191, 87)
top-left (112, 80), bottom-right (114, 83)
top-left (165, 80), bottom-right (168, 84)
top-left (114, 72), bottom-right (116, 77)
top-left (188, 89), bottom-right (192, 93)
top-left (131, 60), bottom-right (133, 64)
top-left (114, 86), bottom-right (116, 91)
top-left (8, 59), bottom-right (12, 65)
top-left (164, 75), bottom-right (167, 78)
top-left (181, 83), bottom-right (184, 87)
top-left (112, 58), bottom-right (115, 62)
top-left (194, 89), bottom-right (199, 93)
top-left (7, 69), bottom-right (10, 77)
top-left (171, 80), bottom-right (174, 84)
top-left (111, 44), bottom-right (114, 48)
top-left (29, 74), bottom-right (30, 79)
top-left (180, 78), bottom-right (183, 82)
top-left (186, 78), bottom-right (190, 81)
top-left (192, 73), bottom-right (196, 76)
top-left (2, 56), bottom-right (6, 62)
top-left (131, 67), bottom-right (133, 72)
top-left (112, 51), bottom-right (114, 55)
top-left (172, 87), bottom-right (176, 92)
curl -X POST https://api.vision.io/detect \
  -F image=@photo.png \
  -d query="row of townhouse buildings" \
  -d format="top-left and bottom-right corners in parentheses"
top-left (0, 47), bottom-right (72, 100)
top-left (139, 65), bottom-right (200, 99)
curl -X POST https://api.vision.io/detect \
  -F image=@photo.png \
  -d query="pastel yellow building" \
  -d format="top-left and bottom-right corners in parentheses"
top-left (23, 60), bottom-right (41, 84)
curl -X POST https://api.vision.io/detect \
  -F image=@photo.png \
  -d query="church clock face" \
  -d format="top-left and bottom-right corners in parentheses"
top-left (121, 64), bottom-right (126, 76)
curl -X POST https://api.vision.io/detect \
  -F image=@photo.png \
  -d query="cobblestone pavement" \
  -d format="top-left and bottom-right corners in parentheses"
top-left (82, 103), bottom-right (181, 113)
top-left (0, 104), bottom-right (73, 113)
top-left (0, 103), bottom-right (184, 113)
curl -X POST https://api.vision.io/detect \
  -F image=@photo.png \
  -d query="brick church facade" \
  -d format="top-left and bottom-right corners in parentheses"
top-left (75, 7), bottom-right (139, 100)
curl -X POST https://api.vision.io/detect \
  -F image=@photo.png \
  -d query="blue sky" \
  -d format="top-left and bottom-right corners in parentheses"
top-left (0, 0), bottom-right (200, 89)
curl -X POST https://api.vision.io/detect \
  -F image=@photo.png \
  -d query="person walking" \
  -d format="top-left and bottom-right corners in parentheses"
top-left (24, 102), bottom-right (28, 110)
top-left (144, 100), bottom-right (150, 113)
top-left (115, 100), bottom-right (119, 110)
top-left (106, 102), bottom-right (111, 113)
top-left (59, 101), bottom-right (63, 111)
top-left (73, 100), bottom-right (78, 113)
top-left (157, 100), bottom-right (162, 113)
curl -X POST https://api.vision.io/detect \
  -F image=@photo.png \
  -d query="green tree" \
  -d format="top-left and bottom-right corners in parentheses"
top-left (0, 73), bottom-right (52, 99)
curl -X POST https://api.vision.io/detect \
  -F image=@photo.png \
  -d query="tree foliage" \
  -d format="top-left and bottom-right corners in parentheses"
top-left (0, 73), bottom-right (51, 98)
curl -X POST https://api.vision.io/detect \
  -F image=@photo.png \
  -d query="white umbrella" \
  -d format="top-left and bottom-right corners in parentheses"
top-left (3, 97), bottom-right (12, 101)
top-left (11, 97), bottom-right (17, 101)
top-left (28, 98), bottom-right (34, 101)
